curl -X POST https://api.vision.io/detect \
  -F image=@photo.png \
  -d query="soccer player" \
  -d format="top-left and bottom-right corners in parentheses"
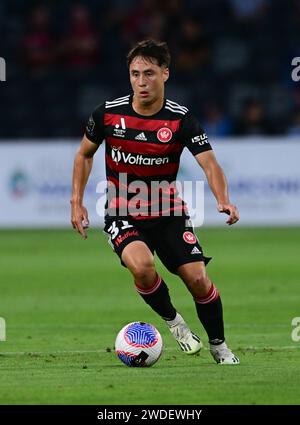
top-left (71, 39), bottom-right (240, 364)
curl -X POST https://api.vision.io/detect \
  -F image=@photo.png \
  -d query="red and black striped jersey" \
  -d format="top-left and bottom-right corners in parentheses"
top-left (85, 94), bottom-right (212, 224)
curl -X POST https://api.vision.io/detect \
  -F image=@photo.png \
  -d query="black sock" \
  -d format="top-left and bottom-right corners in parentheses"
top-left (135, 275), bottom-right (177, 321)
top-left (194, 284), bottom-right (225, 345)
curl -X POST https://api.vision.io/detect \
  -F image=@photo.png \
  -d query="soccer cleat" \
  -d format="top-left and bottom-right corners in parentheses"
top-left (210, 342), bottom-right (240, 365)
top-left (166, 313), bottom-right (203, 355)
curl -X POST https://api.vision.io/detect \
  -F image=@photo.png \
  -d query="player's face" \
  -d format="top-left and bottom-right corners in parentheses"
top-left (129, 56), bottom-right (169, 106)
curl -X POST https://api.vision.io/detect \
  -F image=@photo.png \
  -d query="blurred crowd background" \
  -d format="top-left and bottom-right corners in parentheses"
top-left (0, 0), bottom-right (300, 139)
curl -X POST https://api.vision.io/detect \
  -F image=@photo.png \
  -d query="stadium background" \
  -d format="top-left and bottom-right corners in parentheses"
top-left (0, 0), bottom-right (300, 406)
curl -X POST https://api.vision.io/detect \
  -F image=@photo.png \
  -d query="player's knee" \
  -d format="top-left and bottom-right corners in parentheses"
top-left (188, 271), bottom-right (211, 296)
top-left (130, 256), bottom-right (156, 284)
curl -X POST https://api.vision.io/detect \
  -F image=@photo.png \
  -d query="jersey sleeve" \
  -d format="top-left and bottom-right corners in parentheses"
top-left (84, 103), bottom-right (105, 145)
top-left (180, 111), bottom-right (212, 155)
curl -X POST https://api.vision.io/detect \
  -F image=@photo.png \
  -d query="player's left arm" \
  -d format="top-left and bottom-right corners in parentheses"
top-left (195, 150), bottom-right (239, 225)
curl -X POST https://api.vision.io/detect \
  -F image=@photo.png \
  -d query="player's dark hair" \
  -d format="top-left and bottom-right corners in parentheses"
top-left (127, 39), bottom-right (171, 68)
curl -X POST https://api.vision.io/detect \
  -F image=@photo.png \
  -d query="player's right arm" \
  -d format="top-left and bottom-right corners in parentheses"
top-left (71, 135), bottom-right (99, 239)
top-left (71, 103), bottom-right (105, 239)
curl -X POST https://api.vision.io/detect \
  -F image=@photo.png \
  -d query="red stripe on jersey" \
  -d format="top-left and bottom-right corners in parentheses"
top-left (106, 154), bottom-right (179, 177)
top-left (106, 137), bottom-right (183, 155)
top-left (127, 197), bottom-right (183, 208)
top-left (107, 196), bottom-right (185, 219)
top-left (130, 205), bottom-right (185, 219)
top-left (108, 175), bottom-right (180, 195)
top-left (104, 114), bottom-right (181, 132)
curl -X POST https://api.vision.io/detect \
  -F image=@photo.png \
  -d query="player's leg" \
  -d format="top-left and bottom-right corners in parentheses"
top-left (154, 216), bottom-right (238, 363)
top-left (104, 219), bottom-right (201, 355)
top-left (177, 261), bottom-right (239, 364)
top-left (177, 261), bottom-right (223, 344)
top-left (122, 241), bottom-right (201, 354)
top-left (121, 240), bottom-right (177, 321)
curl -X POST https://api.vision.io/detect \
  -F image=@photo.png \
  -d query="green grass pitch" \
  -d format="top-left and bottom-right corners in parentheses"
top-left (0, 227), bottom-right (299, 405)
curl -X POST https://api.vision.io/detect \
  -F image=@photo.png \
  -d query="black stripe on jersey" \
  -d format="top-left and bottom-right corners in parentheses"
top-left (105, 126), bottom-right (182, 145)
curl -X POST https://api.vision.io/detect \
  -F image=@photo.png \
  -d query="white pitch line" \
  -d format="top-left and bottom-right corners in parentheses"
top-left (1, 345), bottom-right (300, 357)
top-left (6, 323), bottom-right (291, 328)
top-left (0, 349), bottom-right (107, 356)
top-left (236, 345), bottom-right (300, 350)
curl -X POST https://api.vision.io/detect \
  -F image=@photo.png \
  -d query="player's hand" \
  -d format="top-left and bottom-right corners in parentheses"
top-left (70, 201), bottom-right (90, 239)
top-left (217, 203), bottom-right (239, 225)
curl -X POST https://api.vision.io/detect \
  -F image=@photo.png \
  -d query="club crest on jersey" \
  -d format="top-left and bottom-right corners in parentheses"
top-left (183, 231), bottom-right (197, 244)
top-left (157, 127), bottom-right (172, 143)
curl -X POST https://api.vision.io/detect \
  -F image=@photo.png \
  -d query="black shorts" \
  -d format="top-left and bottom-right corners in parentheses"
top-left (103, 216), bottom-right (211, 274)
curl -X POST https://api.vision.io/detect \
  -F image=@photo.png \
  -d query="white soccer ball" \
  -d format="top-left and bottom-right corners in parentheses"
top-left (115, 322), bottom-right (163, 367)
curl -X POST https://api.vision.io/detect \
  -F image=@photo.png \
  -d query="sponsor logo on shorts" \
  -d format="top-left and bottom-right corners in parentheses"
top-left (115, 230), bottom-right (139, 247)
top-left (157, 127), bottom-right (172, 143)
top-left (183, 231), bottom-right (197, 244)
top-left (191, 246), bottom-right (201, 254)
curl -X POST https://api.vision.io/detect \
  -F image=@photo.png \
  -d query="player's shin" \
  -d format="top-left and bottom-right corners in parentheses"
top-left (135, 274), bottom-right (177, 321)
top-left (194, 283), bottom-right (225, 345)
